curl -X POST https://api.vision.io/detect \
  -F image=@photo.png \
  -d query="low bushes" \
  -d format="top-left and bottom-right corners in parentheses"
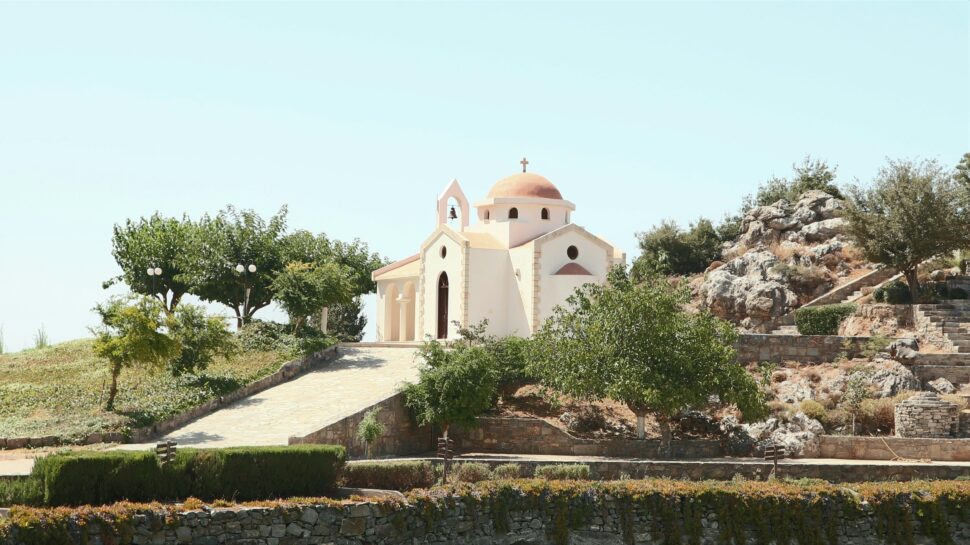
top-left (339, 461), bottom-right (436, 491)
top-left (534, 464), bottom-right (590, 480)
top-left (17, 445), bottom-right (346, 506)
top-left (873, 280), bottom-right (912, 304)
top-left (493, 463), bottom-right (523, 479)
top-left (794, 304), bottom-right (856, 335)
top-left (453, 462), bottom-right (493, 483)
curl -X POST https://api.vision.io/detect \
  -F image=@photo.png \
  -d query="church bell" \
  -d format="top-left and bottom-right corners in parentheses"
top-left (448, 206), bottom-right (458, 220)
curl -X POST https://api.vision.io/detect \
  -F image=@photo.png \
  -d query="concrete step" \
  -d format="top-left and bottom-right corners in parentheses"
top-left (947, 333), bottom-right (970, 341)
top-left (913, 353), bottom-right (970, 365)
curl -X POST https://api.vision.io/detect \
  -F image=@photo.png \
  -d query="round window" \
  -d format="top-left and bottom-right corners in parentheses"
top-left (567, 245), bottom-right (579, 260)
top-left (440, 246), bottom-right (447, 259)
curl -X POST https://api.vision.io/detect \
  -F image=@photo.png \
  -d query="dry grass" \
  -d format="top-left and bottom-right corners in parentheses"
top-left (0, 339), bottom-right (287, 442)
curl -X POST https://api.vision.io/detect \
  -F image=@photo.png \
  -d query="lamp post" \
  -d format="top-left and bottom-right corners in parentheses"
top-left (236, 263), bottom-right (257, 325)
top-left (146, 266), bottom-right (162, 300)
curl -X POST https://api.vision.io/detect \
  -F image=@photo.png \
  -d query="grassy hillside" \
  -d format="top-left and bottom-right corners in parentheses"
top-left (0, 339), bottom-right (288, 442)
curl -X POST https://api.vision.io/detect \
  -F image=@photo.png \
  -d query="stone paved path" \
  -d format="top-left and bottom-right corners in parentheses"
top-left (118, 345), bottom-right (419, 450)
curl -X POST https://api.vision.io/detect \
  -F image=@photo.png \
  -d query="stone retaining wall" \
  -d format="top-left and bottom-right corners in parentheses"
top-left (735, 334), bottom-right (872, 363)
top-left (4, 486), bottom-right (969, 545)
top-left (0, 345), bottom-right (340, 450)
top-left (288, 392), bottom-right (434, 457)
top-left (431, 456), bottom-right (970, 482)
top-left (819, 435), bottom-right (970, 461)
top-left (449, 416), bottom-right (723, 458)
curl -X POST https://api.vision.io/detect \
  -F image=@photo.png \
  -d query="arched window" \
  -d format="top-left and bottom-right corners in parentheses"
top-left (541, 208), bottom-right (549, 220)
top-left (509, 207), bottom-right (519, 219)
top-left (484, 210), bottom-right (490, 220)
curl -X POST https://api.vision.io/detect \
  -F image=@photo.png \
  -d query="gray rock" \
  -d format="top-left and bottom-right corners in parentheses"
top-left (888, 339), bottom-right (919, 362)
top-left (743, 412), bottom-right (823, 458)
top-left (928, 377), bottom-right (957, 395)
top-left (864, 360), bottom-right (920, 398)
top-left (800, 218), bottom-right (847, 243)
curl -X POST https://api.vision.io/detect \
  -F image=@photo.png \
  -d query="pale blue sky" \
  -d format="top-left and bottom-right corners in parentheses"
top-left (0, 1), bottom-right (967, 351)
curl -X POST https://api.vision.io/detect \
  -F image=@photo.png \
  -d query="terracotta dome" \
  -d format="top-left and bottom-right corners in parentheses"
top-left (487, 173), bottom-right (563, 200)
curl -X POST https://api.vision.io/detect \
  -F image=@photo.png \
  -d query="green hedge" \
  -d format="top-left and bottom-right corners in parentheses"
top-left (794, 304), bottom-right (856, 335)
top-left (534, 464), bottom-right (590, 480)
top-left (339, 461), bottom-right (437, 491)
top-left (25, 445), bottom-right (346, 506)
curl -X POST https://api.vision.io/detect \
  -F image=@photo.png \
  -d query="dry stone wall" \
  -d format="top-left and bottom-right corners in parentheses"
top-left (735, 334), bottom-right (871, 363)
top-left (895, 392), bottom-right (959, 438)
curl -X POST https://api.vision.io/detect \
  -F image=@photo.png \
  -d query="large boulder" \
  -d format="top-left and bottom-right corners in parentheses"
top-left (927, 377), bottom-right (957, 395)
top-left (862, 359), bottom-right (920, 398)
top-left (743, 412), bottom-right (823, 458)
top-left (800, 218), bottom-right (848, 243)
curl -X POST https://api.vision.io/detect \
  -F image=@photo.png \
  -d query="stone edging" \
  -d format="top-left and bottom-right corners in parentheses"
top-left (0, 345), bottom-right (340, 450)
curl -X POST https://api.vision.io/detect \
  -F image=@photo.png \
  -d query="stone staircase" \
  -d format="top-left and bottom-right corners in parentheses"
top-left (767, 267), bottom-right (899, 335)
top-left (914, 300), bottom-right (970, 354)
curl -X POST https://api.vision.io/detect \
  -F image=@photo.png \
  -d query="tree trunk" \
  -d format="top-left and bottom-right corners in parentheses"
top-left (657, 414), bottom-right (672, 458)
top-left (320, 307), bottom-right (329, 334)
top-left (105, 361), bottom-right (122, 411)
top-left (636, 414), bottom-right (646, 439)
top-left (905, 267), bottom-right (921, 303)
top-left (234, 307), bottom-right (244, 330)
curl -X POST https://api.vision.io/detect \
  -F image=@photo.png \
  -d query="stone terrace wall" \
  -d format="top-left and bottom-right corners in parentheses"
top-left (449, 416), bottom-right (723, 458)
top-left (289, 392), bottom-right (434, 457)
top-left (895, 392), bottom-right (959, 438)
top-left (819, 435), bottom-right (970, 461)
top-left (735, 334), bottom-right (871, 364)
top-left (5, 492), bottom-right (970, 545)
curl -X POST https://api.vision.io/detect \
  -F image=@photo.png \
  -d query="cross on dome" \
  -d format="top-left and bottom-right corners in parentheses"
top-left (520, 157), bottom-right (529, 172)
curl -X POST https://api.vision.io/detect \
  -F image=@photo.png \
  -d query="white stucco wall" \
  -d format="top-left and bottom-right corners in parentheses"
top-left (536, 230), bottom-right (612, 325)
top-left (420, 232), bottom-right (466, 340)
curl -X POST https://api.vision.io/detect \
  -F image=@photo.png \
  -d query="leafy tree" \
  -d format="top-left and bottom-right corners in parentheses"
top-left (329, 239), bottom-right (387, 296)
top-left (168, 304), bottom-right (238, 376)
top-left (310, 297), bottom-right (368, 341)
top-left (193, 206), bottom-right (289, 328)
top-left (954, 152), bottom-right (970, 188)
top-left (745, 156), bottom-right (842, 209)
top-left (635, 218), bottom-right (722, 275)
top-left (843, 158), bottom-right (970, 302)
top-left (272, 261), bottom-right (353, 332)
top-left (356, 407), bottom-right (385, 458)
top-left (528, 267), bottom-right (766, 455)
top-left (106, 214), bottom-right (200, 313)
top-left (403, 341), bottom-right (498, 438)
top-left (91, 295), bottom-right (179, 410)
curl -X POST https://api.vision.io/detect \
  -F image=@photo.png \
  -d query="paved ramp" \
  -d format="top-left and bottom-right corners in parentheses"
top-left (120, 345), bottom-right (419, 450)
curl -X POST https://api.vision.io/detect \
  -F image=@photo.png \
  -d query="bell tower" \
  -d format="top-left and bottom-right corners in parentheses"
top-left (437, 179), bottom-right (469, 231)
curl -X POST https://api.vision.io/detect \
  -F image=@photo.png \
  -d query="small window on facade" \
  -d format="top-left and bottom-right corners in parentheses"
top-left (541, 208), bottom-right (549, 220)
top-left (440, 245), bottom-right (447, 259)
top-left (567, 245), bottom-right (579, 260)
top-left (509, 207), bottom-right (518, 219)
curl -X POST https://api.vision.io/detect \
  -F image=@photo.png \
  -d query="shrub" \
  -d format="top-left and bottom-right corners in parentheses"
top-left (452, 462), bottom-right (493, 483)
top-left (492, 463), bottom-right (523, 480)
top-left (534, 464), bottom-right (590, 480)
top-left (340, 461), bottom-right (436, 491)
top-left (491, 336), bottom-right (531, 398)
top-left (635, 218), bottom-right (724, 275)
top-left (29, 445), bottom-right (346, 506)
top-left (873, 280), bottom-right (912, 304)
top-left (168, 304), bottom-right (238, 375)
top-left (856, 397), bottom-right (898, 435)
top-left (0, 477), bottom-right (43, 506)
top-left (237, 320), bottom-right (334, 357)
top-left (794, 304), bottom-right (856, 335)
top-left (356, 407), bottom-right (385, 458)
top-left (799, 399), bottom-right (827, 423)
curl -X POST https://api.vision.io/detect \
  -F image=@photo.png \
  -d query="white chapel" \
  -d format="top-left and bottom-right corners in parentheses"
top-left (372, 160), bottom-right (625, 342)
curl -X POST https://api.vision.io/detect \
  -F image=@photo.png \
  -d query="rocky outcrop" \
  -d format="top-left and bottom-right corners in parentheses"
top-left (700, 190), bottom-right (852, 331)
top-left (743, 412), bottom-right (824, 458)
top-left (863, 359), bottom-right (920, 398)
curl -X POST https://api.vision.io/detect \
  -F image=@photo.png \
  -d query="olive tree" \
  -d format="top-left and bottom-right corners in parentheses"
top-left (844, 158), bottom-right (970, 302)
top-left (91, 295), bottom-right (179, 410)
top-left (528, 267), bottom-right (766, 455)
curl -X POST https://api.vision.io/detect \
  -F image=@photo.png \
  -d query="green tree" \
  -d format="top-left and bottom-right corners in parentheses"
top-left (954, 152), bottom-right (970, 188)
top-left (168, 304), bottom-right (238, 376)
top-left (635, 218), bottom-right (722, 275)
top-left (193, 206), bottom-right (289, 328)
top-left (844, 158), bottom-right (970, 302)
top-left (744, 156), bottom-right (842, 209)
top-left (106, 214), bottom-right (200, 313)
top-left (528, 267), bottom-right (766, 455)
top-left (356, 407), bottom-right (385, 458)
top-left (272, 262), bottom-right (353, 332)
top-left (310, 297), bottom-right (368, 341)
top-left (403, 341), bottom-right (498, 438)
top-left (91, 295), bottom-right (179, 410)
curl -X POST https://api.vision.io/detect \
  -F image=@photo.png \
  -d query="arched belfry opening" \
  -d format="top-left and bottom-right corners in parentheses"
top-left (437, 179), bottom-right (469, 231)
top-left (436, 272), bottom-right (449, 339)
